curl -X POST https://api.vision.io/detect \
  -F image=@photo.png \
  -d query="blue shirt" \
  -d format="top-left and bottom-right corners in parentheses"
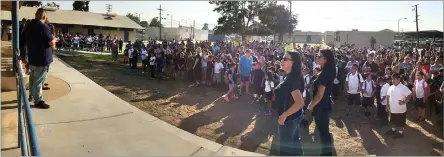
top-left (239, 55), bottom-right (253, 77)
top-left (25, 19), bottom-right (53, 66)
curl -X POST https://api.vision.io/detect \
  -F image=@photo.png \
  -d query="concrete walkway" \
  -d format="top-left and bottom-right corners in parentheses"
top-left (2, 56), bottom-right (264, 156)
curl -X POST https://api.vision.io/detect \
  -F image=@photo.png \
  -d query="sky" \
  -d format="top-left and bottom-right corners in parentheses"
top-left (46, 1), bottom-right (443, 32)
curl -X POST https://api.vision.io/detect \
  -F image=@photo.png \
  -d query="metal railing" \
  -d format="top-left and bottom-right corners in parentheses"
top-left (11, 1), bottom-right (41, 156)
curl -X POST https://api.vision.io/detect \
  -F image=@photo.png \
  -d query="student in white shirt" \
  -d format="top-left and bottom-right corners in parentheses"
top-left (127, 46), bottom-right (134, 68)
top-left (301, 67), bottom-right (311, 127)
top-left (386, 73), bottom-right (412, 139)
top-left (263, 72), bottom-right (275, 116)
top-left (345, 64), bottom-right (364, 114)
top-left (148, 51), bottom-right (157, 78)
top-left (412, 71), bottom-right (429, 122)
top-left (361, 73), bottom-right (376, 117)
top-left (141, 48), bottom-right (147, 73)
top-left (213, 57), bottom-right (224, 86)
top-left (378, 77), bottom-right (390, 126)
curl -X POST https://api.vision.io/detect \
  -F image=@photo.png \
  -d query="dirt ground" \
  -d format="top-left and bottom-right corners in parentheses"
top-left (57, 53), bottom-right (443, 156)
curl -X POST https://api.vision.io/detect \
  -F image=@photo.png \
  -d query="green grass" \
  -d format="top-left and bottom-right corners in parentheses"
top-left (59, 53), bottom-right (124, 63)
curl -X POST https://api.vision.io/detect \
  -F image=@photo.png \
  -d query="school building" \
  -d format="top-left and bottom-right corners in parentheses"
top-left (1, 6), bottom-right (143, 42)
top-left (333, 29), bottom-right (396, 48)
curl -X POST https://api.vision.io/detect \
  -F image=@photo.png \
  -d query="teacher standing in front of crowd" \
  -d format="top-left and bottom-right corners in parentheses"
top-left (274, 51), bottom-right (305, 156)
top-left (307, 49), bottom-right (336, 156)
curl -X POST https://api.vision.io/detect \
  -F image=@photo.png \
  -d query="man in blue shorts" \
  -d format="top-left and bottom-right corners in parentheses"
top-left (238, 49), bottom-right (253, 96)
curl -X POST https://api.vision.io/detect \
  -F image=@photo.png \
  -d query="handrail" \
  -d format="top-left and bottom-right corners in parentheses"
top-left (11, 1), bottom-right (41, 156)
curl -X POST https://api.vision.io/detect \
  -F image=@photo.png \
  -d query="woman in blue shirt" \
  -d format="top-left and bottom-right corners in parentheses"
top-left (307, 49), bottom-right (336, 156)
top-left (273, 51), bottom-right (305, 155)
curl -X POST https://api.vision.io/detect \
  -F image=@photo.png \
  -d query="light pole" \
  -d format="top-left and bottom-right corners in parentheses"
top-left (288, 1), bottom-right (292, 42)
top-left (167, 14), bottom-right (173, 28)
top-left (397, 18), bottom-right (407, 33)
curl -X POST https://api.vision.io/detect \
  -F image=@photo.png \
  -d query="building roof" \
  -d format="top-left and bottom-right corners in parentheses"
top-left (1, 6), bottom-right (143, 29)
top-left (403, 30), bottom-right (443, 38)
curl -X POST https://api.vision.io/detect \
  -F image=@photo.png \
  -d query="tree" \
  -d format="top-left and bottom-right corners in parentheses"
top-left (22, 1), bottom-right (42, 7)
top-left (245, 21), bottom-right (272, 36)
top-left (72, 1), bottom-right (89, 12)
top-left (140, 21), bottom-right (148, 28)
top-left (149, 18), bottom-right (163, 28)
top-left (259, 3), bottom-right (298, 42)
top-left (126, 13), bottom-right (140, 23)
top-left (202, 23), bottom-right (209, 30)
top-left (45, 2), bottom-right (60, 9)
top-left (209, 1), bottom-right (270, 40)
top-left (370, 36), bottom-right (376, 49)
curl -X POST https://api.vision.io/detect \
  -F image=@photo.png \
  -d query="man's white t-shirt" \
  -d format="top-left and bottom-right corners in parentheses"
top-left (264, 80), bottom-right (275, 92)
top-left (414, 79), bottom-right (428, 98)
top-left (380, 83), bottom-right (390, 105)
top-left (214, 62), bottom-right (224, 74)
top-left (201, 55), bottom-right (209, 67)
top-left (73, 36), bottom-right (80, 44)
top-left (141, 50), bottom-right (147, 60)
top-left (387, 84), bottom-right (412, 113)
top-left (346, 72), bottom-right (363, 94)
top-left (303, 74), bottom-right (310, 97)
top-left (149, 56), bottom-right (156, 65)
top-left (128, 49), bottom-right (133, 58)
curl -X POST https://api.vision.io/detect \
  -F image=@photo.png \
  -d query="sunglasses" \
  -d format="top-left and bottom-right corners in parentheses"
top-left (282, 57), bottom-right (292, 62)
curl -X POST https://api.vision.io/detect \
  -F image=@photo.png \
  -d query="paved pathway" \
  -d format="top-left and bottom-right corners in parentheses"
top-left (1, 56), bottom-right (263, 156)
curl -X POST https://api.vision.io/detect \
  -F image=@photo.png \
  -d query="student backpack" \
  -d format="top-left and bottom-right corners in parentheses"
top-left (347, 72), bottom-right (362, 83)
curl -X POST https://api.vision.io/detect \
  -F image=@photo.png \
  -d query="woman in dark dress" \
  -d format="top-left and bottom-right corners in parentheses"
top-left (193, 53), bottom-right (202, 85)
top-left (307, 49), bottom-right (336, 156)
top-left (273, 51), bottom-right (305, 156)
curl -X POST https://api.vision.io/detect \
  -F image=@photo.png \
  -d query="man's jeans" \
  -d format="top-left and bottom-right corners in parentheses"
top-left (277, 115), bottom-right (304, 156)
top-left (29, 65), bottom-right (49, 104)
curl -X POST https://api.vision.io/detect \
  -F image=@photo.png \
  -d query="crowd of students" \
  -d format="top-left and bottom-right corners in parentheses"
top-left (116, 38), bottom-right (444, 139)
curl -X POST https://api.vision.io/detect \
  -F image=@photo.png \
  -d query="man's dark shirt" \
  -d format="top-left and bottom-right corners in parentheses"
top-left (25, 19), bottom-right (53, 66)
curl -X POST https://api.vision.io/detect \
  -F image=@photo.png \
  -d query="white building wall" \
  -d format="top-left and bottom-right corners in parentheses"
top-left (335, 30), bottom-right (395, 48)
top-left (281, 31), bottom-right (323, 43)
top-left (145, 26), bottom-right (208, 41)
top-left (65, 25), bottom-right (137, 42)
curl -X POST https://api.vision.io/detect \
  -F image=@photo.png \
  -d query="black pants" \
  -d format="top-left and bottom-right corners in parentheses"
top-left (149, 65), bottom-right (156, 78)
top-left (129, 58), bottom-right (133, 68)
top-left (131, 58), bottom-right (137, 69)
top-left (312, 100), bottom-right (335, 156)
top-left (377, 103), bottom-right (389, 125)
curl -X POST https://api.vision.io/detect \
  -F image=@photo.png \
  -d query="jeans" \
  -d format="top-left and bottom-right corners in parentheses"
top-left (29, 65), bottom-right (49, 104)
top-left (312, 99), bottom-right (335, 156)
top-left (277, 115), bottom-right (304, 156)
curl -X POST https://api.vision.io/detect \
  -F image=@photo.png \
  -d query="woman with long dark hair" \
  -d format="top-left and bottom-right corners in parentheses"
top-left (307, 49), bottom-right (336, 156)
top-left (273, 51), bottom-right (305, 155)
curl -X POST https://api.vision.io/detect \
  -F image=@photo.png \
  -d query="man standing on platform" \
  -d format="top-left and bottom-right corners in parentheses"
top-left (25, 8), bottom-right (55, 109)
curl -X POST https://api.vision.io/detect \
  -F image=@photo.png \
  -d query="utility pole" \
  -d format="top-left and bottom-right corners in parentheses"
top-left (192, 20), bottom-right (195, 40)
top-left (397, 18), bottom-right (406, 33)
top-left (288, 1), bottom-right (292, 43)
top-left (135, 13), bottom-right (143, 23)
top-left (157, 5), bottom-right (165, 40)
top-left (412, 4), bottom-right (419, 49)
top-left (105, 4), bottom-right (112, 13)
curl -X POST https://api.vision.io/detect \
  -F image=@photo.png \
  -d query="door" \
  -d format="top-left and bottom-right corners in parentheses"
top-left (123, 31), bottom-right (129, 42)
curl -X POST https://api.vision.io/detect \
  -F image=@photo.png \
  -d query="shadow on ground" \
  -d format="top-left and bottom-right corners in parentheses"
top-left (56, 54), bottom-right (443, 156)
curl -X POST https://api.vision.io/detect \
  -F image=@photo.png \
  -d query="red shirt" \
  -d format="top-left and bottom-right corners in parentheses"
top-left (421, 64), bottom-right (430, 75)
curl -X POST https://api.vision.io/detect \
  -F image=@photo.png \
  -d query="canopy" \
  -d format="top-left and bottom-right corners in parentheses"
top-left (1, 1), bottom-right (23, 11)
